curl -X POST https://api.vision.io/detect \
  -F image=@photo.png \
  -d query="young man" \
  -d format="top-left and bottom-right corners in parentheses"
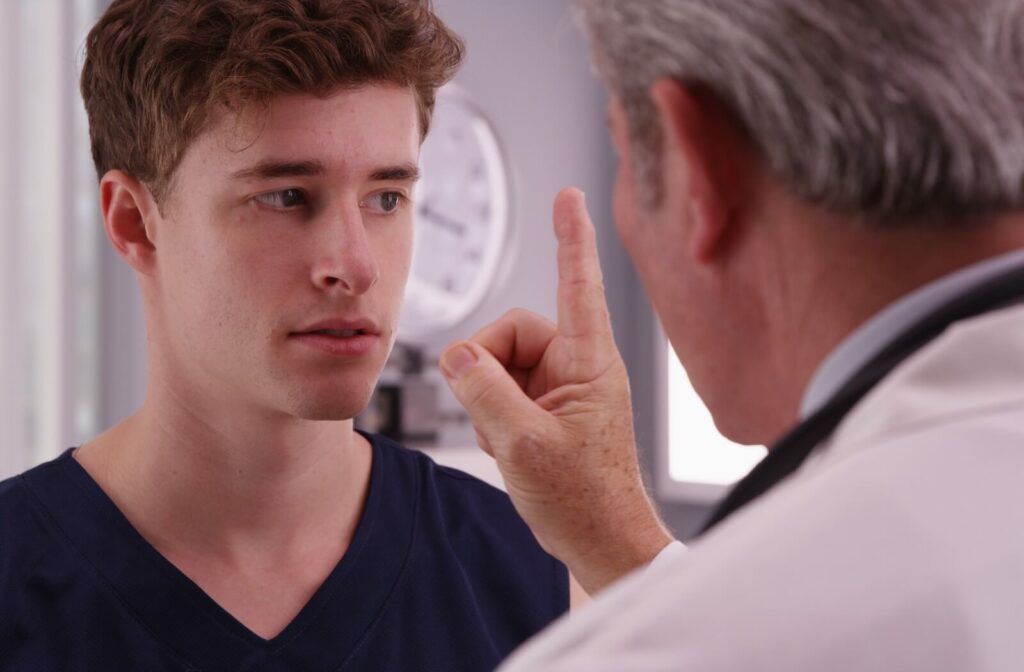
top-left (0, 1), bottom-right (568, 670)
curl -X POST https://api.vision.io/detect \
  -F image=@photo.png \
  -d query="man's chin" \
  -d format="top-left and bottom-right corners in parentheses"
top-left (282, 390), bottom-right (372, 422)
top-left (268, 365), bottom-right (380, 422)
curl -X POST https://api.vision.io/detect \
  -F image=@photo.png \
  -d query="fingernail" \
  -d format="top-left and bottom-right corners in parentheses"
top-left (441, 345), bottom-right (478, 380)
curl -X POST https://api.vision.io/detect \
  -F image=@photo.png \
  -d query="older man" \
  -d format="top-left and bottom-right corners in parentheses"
top-left (441, 0), bottom-right (1024, 669)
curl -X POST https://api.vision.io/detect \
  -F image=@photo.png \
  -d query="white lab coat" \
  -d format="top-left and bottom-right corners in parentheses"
top-left (502, 303), bottom-right (1024, 671)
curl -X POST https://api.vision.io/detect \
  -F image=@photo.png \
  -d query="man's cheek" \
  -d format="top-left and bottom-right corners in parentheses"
top-left (382, 229), bottom-right (414, 296)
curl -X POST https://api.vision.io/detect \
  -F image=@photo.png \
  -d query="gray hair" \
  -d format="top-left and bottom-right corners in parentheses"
top-left (575, 0), bottom-right (1024, 224)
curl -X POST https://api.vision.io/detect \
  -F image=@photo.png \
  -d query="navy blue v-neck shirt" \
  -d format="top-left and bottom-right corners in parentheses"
top-left (0, 434), bottom-right (568, 671)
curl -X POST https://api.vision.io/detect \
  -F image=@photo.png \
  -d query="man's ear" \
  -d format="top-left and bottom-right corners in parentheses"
top-left (100, 170), bottom-right (160, 275)
top-left (650, 78), bottom-right (754, 263)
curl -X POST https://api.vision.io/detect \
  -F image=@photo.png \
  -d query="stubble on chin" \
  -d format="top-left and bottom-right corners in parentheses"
top-left (275, 376), bottom-right (377, 422)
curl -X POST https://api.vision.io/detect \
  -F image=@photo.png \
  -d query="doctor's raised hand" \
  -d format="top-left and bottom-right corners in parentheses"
top-left (440, 188), bottom-right (674, 595)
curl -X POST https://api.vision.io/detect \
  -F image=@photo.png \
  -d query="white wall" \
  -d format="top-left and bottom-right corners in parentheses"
top-left (427, 0), bottom-right (617, 335)
top-left (0, 2), bottom-right (19, 479)
top-left (0, 0), bottom-right (104, 479)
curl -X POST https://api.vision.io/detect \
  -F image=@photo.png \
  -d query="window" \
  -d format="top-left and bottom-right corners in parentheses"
top-left (0, 0), bottom-right (103, 479)
top-left (656, 331), bottom-right (767, 502)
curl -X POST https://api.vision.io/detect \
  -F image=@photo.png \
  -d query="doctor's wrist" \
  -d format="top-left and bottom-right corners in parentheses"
top-left (565, 505), bottom-right (675, 596)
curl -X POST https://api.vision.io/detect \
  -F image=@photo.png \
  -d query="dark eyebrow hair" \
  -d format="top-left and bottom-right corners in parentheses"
top-left (232, 160), bottom-right (325, 180)
top-left (231, 160), bottom-right (420, 183)
top-left (370, 163), bottom-right (421, 183)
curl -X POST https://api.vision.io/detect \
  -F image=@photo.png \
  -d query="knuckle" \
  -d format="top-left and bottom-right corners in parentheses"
top-left (503, 307), bottom-right (534, 324)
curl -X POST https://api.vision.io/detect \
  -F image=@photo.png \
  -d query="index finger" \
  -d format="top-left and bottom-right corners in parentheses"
top-left (554, 188), bottom-right (615, 349)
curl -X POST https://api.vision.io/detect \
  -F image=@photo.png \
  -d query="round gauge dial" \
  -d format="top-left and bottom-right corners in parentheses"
top-left (398, 84), bottom-right (513, 343)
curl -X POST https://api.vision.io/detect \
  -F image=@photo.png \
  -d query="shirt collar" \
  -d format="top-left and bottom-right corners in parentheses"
top-left (800, 248), bottom-right (1024, 418)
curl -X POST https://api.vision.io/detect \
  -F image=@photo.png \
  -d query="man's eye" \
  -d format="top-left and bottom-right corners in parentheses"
top-left (254, 188), bottom-right (307, 209)
top-left (366, 191), bottom-right (404, 214)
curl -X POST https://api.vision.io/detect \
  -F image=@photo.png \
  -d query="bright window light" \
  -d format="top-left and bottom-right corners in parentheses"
top-left (667, 346), bottom-right (766, 486)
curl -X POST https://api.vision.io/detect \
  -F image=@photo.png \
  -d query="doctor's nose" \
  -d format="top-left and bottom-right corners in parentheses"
top-left (310, 209), bottom-right (379, 296)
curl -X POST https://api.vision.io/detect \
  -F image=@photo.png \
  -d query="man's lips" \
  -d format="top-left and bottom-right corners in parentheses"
top-left (289, 318), bottom-right (381, 357)
top-left (291, 318), bottom-right (381, 337)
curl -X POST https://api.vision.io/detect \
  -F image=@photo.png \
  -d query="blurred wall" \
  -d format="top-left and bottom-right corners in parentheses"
top-left (0, 0), bottom-right (105, 478)
top-left (429, 0), bottom-right (711, 538)
top-left (0, 3), bottom-right (17, 478)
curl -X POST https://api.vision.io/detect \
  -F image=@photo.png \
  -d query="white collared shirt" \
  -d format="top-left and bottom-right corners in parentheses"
top-left (800, 248), bottom-right (1024, 417)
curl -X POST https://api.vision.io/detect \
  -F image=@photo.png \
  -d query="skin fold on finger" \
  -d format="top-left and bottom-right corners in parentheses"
top-left (474, 430), bottom-right (495, 458)
top-left (471, 309), bottom-right (558, 370)
top-left (466, 340), bottom-right (552, 402)
top-left (509, 366), bottom-right (532, 397)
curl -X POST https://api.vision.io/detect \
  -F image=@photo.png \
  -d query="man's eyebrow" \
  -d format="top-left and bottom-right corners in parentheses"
top-left (231, 160), bottom-right (326, 180)
top-left (231, 160), bottom-right (420, 183)
top-left (370, 163), bottom-right (421, 182)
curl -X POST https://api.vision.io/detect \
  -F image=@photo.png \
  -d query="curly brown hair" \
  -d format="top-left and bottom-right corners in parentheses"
top-left (80, 0), bottom-right (464, 203)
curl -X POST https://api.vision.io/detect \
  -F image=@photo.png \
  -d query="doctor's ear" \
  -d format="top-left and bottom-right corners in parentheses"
top-left (650, 78), bottom-right (757, 263)
top-left (100, 170), bottom-right (161, 275)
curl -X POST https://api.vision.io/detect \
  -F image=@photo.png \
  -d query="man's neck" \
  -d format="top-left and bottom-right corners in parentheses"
top-left (75, 380), bottom-right (371, 565)
top-left (760, 208), bottom-right (1024, 442)
top-left (799, 247), bottom-right (1024, 418)
top-left (74, 373), bottom-right (375, 640)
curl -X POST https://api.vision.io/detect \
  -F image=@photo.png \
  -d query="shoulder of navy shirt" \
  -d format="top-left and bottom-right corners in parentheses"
top-left (0, 433), bottom-right (568, 672)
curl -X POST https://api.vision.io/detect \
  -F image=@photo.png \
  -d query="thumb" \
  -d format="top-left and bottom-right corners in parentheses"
top-left (440, 341), bottom-right (540, 447)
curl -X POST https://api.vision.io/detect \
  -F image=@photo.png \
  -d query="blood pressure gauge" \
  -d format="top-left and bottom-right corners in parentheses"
top-left (397, 84), bottom-right (514, 344)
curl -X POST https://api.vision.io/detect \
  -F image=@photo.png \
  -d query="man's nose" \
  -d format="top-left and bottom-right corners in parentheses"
top-left (310, 205), bottom-right (379, 295)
